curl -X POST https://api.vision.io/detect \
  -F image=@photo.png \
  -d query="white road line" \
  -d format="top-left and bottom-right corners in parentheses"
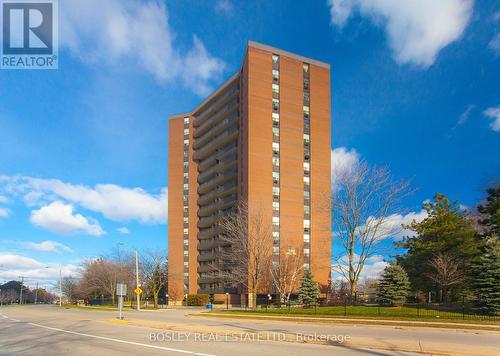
top-left (28, 322), bottom-right (216, 356)
top-left (10, 318), bottom-right (20, 322)
top-left (1, 315), bottom-right (8, 319)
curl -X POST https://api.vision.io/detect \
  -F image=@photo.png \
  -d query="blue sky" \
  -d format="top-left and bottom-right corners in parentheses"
top-left (0, 0), bottom-right (499, 287)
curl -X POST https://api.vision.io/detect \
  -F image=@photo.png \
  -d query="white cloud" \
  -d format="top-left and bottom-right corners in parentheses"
top-left (0, 253), bottom-right (43, 270)
top-left (333, 254), bottom-right (389, 280)
top-left (331, 147), bottom-right (360, 188)
top-left (22, 240), bottom-right (74, 254)
top-left (116, 227), bottom-right (130, 234)
top-left (215, 0), bottom-right (235, 16)
top-left (483, 106), bottom-right (500, 132)
top-left (327, 0), bottom-right (474, 68)
top-left (30, 201), bottom-right (104, 237)
top-left (2, 176), bottom-right (168, 225)
top-left (59, 0), bottom-right (226, 96)
top-left (362, 209), bottom-right (428, 242)
top-left (0, 195), bottom-right (7, 204)
top-left (0, 208), bottom-right (10, 218)
top-left (490, 33), bottom-right (500, 55)
top-left (0, 253), bottom-right (81, 287)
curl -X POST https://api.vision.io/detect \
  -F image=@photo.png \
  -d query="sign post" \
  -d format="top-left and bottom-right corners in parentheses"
top-left (116, 283), bottom-right (127, 320)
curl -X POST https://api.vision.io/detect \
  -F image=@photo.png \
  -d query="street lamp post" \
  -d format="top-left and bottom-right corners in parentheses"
top-left (225, 292), bottom-right (229, 310)
top-left (166, 294), bottom-right (169, 307)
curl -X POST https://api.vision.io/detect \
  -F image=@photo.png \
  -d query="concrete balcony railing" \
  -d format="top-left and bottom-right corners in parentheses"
top-left (193, 128), bottom-right (238, 161)
top-left (193, 109), bottom-right (238, 149)
top-left (197, 159), bottom-right (237, 185)
top-left (197, 226), bottom-right (222, 240)
top-left (197, 145), bottom-right (237, 173)
top-left (197, 264), bottom-right (214, 273)
top-left (198, 195), bottom-right (237, 217)
top-left (197, 214), bottom-right (218, 229)
top-left (194, 87), bottom-right (238, 129)
top-left (197, 252), bottom-right (217, 262)
top-left (198, 183), bottom-right (236, 207)
top-left (197, 170), bottom-right (237, 196)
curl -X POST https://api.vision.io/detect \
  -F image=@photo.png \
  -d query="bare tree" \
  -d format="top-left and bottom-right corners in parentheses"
top-left (80, 258), bottom-right (131, 305)
top-left (425, 252), bottom-right (466, 302)
top-left (141, 250), bottom-right (168, 308)
top-left (271, 246), bottom-right (304, 304)
top-left (61, 276), bottom-right (81, 303)
top-left (215, 201), bottom-right (273, 308)
top-left (332, 160), bottom-right (412, 298)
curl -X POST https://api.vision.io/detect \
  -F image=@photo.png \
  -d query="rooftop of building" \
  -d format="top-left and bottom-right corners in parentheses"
top-left (169, 41), bottom-right (330, 120)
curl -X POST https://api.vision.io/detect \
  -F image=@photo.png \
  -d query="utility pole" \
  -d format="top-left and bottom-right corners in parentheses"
top-left (135, 251), bottom-right (140, 311)
top-left (34, 282), bottom-right (39, 304)
top-left (18, 276), bottom-right (25, 304)
top-left (59, 269), bottom-right (62, 307)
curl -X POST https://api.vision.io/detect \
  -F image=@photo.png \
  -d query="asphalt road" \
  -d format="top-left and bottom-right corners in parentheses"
top-left (0, 305), bottom-right (498, 355)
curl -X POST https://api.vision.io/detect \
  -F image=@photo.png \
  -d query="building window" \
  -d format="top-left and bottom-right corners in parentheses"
top-left (304, 162), bottom-right (310, 172)
top-left (272, 83), bottom-right (280, 93)
top-left (272, 157), bottom-right (280, 166)
top-left (273, 201), bottom-right (280, 210)
top-left (272, 69), bottom-right (279, 82)
top-left (272, 98), bottom-right (279, 111)
top-left (272, 186), bottom-right (280, 197)
top-left (273, 172), bottom-right (280, 184)
top-left (184, 117), bottom-right (189, 124)
top-left (272, 54), bottom-right (279, 63)
top-left (304, 234), bottom-right (310, 242)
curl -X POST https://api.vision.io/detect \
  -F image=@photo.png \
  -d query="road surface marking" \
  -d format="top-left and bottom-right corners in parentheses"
top-left (28, 322), bottom-right (216, 356)
top-left (1, 315), bottom-right (8, 318)
top-left (10, 318), bottom-right (20, 322)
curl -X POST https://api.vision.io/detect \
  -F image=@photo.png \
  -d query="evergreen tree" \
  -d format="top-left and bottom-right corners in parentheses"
top-left (470, 243), bottom-right (500, 315)
top-left (397, 194), bottom-right (480, 301)
top-left (377, 264), bottom-right (410, 306)
top-left (477, 184), bottom-right (500, 242)
top-left (298, 271), bottom-right (320, 307)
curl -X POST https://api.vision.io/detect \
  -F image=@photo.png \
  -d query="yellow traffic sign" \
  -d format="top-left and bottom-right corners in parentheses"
top-left (134, 287), bottom-right (143, 295)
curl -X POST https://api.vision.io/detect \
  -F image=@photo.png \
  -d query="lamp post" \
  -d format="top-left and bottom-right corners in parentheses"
top-left (184, 294), bottom-right (188, 307)
top-left (59, 268), bottom-right (63, 307)
top-left (18, 276), bottom-right (25, 304)
top-left (225, 292), bottom-right (229, 310)
top-left (166, 294), bottom-right (169, 307)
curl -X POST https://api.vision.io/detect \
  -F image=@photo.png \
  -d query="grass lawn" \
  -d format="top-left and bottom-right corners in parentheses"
top-left (221, 305), bottom-right (499, 324)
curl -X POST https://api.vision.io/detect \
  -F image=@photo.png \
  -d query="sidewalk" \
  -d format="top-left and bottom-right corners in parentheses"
top-left (198, 311), bottom-right (500, 331)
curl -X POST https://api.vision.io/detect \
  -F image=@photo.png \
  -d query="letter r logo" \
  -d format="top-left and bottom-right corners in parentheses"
top-left (2, 1), bottom-right (53, 55)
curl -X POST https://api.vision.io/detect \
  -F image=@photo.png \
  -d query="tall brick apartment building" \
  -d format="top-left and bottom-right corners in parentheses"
top-left (168, 41), bottom-right (331, 304)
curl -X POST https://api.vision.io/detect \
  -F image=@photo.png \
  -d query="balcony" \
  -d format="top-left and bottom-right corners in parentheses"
top-left (197, 226), bottom-right (222, 240)
top-left (193, 109), bottom-right (238, 149)
top-left (198, 214), bottom-right (218, 229)
top-left (197, 158), bottom-right (237, 185)
top-left (198, 145), bottom-right (237, 173)
top-left (198, 195), bottom-right (237, 217)
top-left (193, 128), bottom-right (238, 161)
top-left (194, 88), bottom-right (239, 131)
top-left (197, 251), bottom-right (217, 262)
top-left (197, 170), bottom-right (237, 196)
